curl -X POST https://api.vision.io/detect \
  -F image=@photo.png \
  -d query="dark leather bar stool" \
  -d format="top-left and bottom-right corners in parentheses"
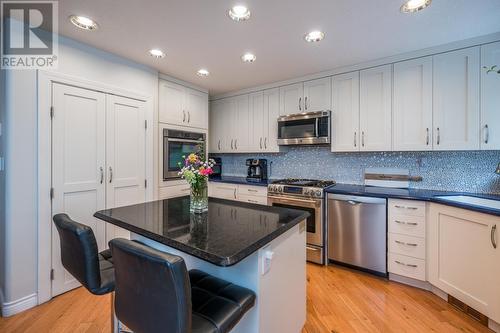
top-left (109, 238), bottom-right (256, 333)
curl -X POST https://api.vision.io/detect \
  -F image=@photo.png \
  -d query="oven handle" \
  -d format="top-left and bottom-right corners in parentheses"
top-left (268, 195), bottom-right (321, 207)
top-left (167, 138), bottom-right (205, 144)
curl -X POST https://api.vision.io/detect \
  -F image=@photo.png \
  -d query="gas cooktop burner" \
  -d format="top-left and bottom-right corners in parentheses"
top-left (271, 178), bottom-right (336, 188)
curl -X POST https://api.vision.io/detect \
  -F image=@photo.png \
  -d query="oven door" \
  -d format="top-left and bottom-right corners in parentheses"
top-left (267, 195), bottom-right (323, 247)
top-left (163, 138), bottom-right (205, 180)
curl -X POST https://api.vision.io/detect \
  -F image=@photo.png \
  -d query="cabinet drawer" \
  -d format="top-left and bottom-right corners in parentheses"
top-left (388, 233), bottom-right (425, 259)
top-left (389, 215), bottom-right (426, 238)
top-left (388, 253), bottom-right (426, 281)
top-left (389, 199), bottom-right (426, 217)
top-left (159, 184), bottom-right (190, 199)
top-left (208, 183), bottom-right (238, 200)
top-left (238, 194), bottom-right (268, 205)
top-left (238, 185), bottom-right (268, 197)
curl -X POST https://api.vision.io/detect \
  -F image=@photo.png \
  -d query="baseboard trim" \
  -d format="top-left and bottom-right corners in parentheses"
top-left (489, 318), bottom-right (500, 333)
top-left (1, 293), bottom-right (38, 317)
top-left (388, 273), bottom-right (432, 291)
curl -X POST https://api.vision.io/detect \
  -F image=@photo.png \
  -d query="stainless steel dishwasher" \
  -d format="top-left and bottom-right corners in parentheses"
top-left (327, 193), bottom-right (387, 276)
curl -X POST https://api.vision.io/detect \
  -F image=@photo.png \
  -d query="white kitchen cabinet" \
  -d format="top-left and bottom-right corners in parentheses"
top-left (393, 57), bottom-right (433, 151)
top-left (232, 94), bottom-right (251, 152)
top-left (481, 41), bottom-right (500, 150)
top-left (279, 83), bottom-right (303, 115)
top-left (428, 203), bottom-right (500, 323)
top-left (209, 182), bottom-right (268, 204)
top-left (303, 77), bottom-right (331, 112)
top-left (208, 182), bottom-right (239, 200)
top-left (359, 65), bottom-right (393, 151)
top-left (209, 98), bottom-right (233, 153)
top-left (433, 47), bottom-right (480, 150)
top-left (249, 91), bottom-right (265, 151)
top-left (331, 72), bottom-right (360, 152)
top-left (159, 183), bottom-right (190, 199)
top-left (159, 79), bottom-right (208, 129)
top-left (263, 88), bottom-right (280, 152)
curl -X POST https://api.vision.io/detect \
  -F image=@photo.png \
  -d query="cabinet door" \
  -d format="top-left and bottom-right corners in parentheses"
top-left (303, 77), bottom-right (331, 112)
top-left (233, 95), bottom-right (251, 152)
top-left (263, 88), bottom-right (280, 152)
top-left (393, 57), bottom-right (433, 151)
top-left (428, 204), bottom-right (500, 322)
top-left (209, 99), bottom-right (224, 153)
top-left (159, 80), bottom-right (185, 126)
top-left (331, 72), bottom-right (360, 152)
top-left (106, 95), bottom-right (146, 242)
top-left (249, 91), bottom-right (265, 151)
top-left (433, 47), bottom-right (480, 150)
top-left (208, 182), bottom-right (238, 200)
top-left (481, 42), bottom-right (500, 150)
top-left (359, 65), bottom-right (392, 151)
top-left (184, 88), bottom-right (208, 129)
top-left (279, 83), bottom-right (303, 115)
top-left (159, 184), bottom-right (190, 199)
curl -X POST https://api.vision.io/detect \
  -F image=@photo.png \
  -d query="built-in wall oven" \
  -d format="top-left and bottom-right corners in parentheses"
top-left (163, 129), bottom-right (206, 180)
top-left (277, 111), bottom-right (331, 146)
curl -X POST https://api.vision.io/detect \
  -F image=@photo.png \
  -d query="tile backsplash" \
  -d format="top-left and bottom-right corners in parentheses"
top-left (211, 147), bottom-right (500, 194)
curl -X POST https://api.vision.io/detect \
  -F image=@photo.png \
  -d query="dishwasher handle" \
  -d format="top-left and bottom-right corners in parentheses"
top-left (328, 193), bottom-right (386, 205)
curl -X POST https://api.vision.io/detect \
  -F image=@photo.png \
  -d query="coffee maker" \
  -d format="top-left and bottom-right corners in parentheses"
top-left (246, 159), bottom-right (268, 182)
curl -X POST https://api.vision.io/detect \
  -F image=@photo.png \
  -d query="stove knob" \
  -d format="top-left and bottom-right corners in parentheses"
top-left (315, 190), bottom-right (322, 197)
top-left (278, 187), bottom-right (283, 192)
top-left (303, 189), bottom-right (309, 196)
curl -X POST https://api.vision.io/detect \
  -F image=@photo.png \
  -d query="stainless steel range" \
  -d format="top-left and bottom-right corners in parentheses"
top-left (267, 179), bottom-right (335, 264)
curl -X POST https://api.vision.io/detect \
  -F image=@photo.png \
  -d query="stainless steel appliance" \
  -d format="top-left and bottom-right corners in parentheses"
top-left (327, 194), bottom-right (387, 276)
top-left (246, 159), bottom-right (268, 182)
top-left (268, 179), bottom-right (335, 264)
top-left (277, 111), bottom-right (331, 145)
top-left (163, 129), bottom-right (206, 180)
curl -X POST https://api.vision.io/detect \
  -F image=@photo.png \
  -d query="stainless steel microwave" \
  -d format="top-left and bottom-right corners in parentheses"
top-left (277, 111), bottom-right (331, 145)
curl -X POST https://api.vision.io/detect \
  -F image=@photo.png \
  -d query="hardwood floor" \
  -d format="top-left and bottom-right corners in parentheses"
top-left (0, 264), bottom-right (492, 333)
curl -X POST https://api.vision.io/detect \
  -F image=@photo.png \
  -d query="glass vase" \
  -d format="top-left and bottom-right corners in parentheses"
top-left (190, 179), bottom-right (208, 213)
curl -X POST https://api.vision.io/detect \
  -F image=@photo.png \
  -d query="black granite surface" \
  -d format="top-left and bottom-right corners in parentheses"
top-left (209, 176), bottom-right (271, 187)
top-left (94, 197), bottom-right (309, 266)
top-left (325, 183), bottom-right (500, 216)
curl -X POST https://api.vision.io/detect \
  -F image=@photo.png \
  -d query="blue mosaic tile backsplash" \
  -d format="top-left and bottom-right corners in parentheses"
top-left (211, 147), bottom-right (500, 194)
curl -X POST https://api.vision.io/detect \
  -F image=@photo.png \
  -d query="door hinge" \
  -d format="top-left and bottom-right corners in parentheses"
top-left (144, 120), bottom-right (147, 129)
top-left (50, 187), bottom-right (54, 199)
top-left (50, 106), bottom-right (54, 118)
top-left (50, 268), bottom-right (54, 280)
top-left (144, 179), bottom-right (147, 188)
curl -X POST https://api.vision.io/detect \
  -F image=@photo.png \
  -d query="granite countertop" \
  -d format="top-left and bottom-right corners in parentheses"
top-left (325, 183), bottom-right (500, 216)
top-left (94, 197), bottom-right (309, 266)
top-left (209, 176), bottom-right (272, 187)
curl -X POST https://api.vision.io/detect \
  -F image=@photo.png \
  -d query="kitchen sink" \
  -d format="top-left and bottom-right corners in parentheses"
top-left (434, 195), bottom-right (500, 210)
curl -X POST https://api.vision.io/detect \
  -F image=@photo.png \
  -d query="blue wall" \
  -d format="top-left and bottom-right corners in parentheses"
top-left (211, 147), bottom-right (500, 194)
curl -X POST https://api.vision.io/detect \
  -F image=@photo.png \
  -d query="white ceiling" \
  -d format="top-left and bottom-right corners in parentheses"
top-left (55, 0), bottom-right (500, 95)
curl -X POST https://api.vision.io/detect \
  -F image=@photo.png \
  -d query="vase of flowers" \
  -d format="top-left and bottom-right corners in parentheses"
top-left (178, 152), bottom-right (215, 213)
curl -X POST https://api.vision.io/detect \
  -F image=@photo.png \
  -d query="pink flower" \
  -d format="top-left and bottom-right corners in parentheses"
top-left (199, 167), bottom-right (213, 176)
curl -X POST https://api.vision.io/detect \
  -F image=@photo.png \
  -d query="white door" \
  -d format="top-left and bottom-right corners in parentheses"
top-left (233, 95), bottom-right (251, 152)
top-left (51, 83), bottom-right (106, 296)
top-left (359, 65), bottom-right (392, 151)
top-left (481, 41), bottom-right (500, 150)
top-left (159, 80), bottom-right (185, 126)
top-left (433, 47), bottom-right (480, 150)
top-left (279, 83), bottom-right (303, 115)
top-left (393, 57), bottom-right (433, 151)
top-left (185, 88), bottom-right (208, 129)
top-left (263, 88), bottom-right (280, 152)
top-left (209, 100), bottom-right (222, 153)
top-left (220, 98), bottom-right (235, 153)
top-left (303, 77), bottom-right (331, 112)
top-left (331, 72), bottom-right (360, 152)
top-left (105, 95), bottom-right (146, 243)
top-left (249, 91), bottom-right (265, 151)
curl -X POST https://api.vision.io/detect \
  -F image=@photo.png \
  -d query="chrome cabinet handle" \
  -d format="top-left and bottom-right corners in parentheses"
top-left (395, 240), bottom-right (418, 247)
top-left (305, 96), bottom-right (308, 110)
top-left (234, 139), bottom-right (237, 150)
top-left (484, 124), bottom-right (489, 144)
top-left (361, 131), bottom-right (365, 147)
top-left (395, 260), bottom-right (418, 268)
top-left (247, 189), bottom-right (258, 192)
top-left (395, 220), bottom-right (418, 226)
top-left (188, 111), bottom-right (191, 123)
top-left (436, 127), bottom-right (440, 145)
top-left (264, 137), bottom-right (267, 149)
top-left (394, 205), bottom-right (418, 210)
top-left (426, 128), bottom-right (429, 146)
top-left (233, 188), bottom-right (237, 199)
top-left (218, 140), bottom-right (221, 150)
top-left (99, 167), bottom-right (104, 184)
top-left (299, 97), bottom-right (302, 111)
top-left (109, 166), bottom-right (113, 183)
top-left (231, 139), bottom-right (234, 149)
top-left (183, 110), bottom-right (186, 122)
top-left (354, 132), bottom-right (357, 147)
top-left (492, 224), bottom-right (497, 249)
top-left (247, 199), bottom-right (258, 203)
top-left (260, 137), bottom-right (263, 149)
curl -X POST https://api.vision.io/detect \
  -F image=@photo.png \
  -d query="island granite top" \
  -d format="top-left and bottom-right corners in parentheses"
top-left (94, 197), bottom-right (309, 266)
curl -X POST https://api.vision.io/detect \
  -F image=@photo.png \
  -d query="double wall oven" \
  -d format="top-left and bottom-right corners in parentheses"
top-left (163, 129), bottom-right (206, 180)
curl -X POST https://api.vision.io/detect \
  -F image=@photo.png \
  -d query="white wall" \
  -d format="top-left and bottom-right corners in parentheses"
top-left (2, 34), bottom-right (158, 312)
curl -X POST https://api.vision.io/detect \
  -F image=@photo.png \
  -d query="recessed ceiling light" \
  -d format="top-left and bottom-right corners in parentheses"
top-left (304, 31), bottom-right (325, 43)
top-left (229, 5), bottom-right (251, 21)
top-left (197, 69), bottom-right (210, 77)
top-left (69, 15), bottom-right (98, 30)
top-left (149, 49), bottom-right (165, 59)
top-left (400, 0), bottom-right (432, 13)
top-left (241, 53), bottom-right (256, 63)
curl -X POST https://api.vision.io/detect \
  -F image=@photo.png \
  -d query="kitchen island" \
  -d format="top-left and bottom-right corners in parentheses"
top-left (94, 196), bottom-right (309, 333)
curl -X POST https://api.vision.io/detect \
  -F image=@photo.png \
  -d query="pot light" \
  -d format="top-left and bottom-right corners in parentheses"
top-left (197, 69), bottom-right (210, 77)
top-left (241, 53), bottom-right (256, 63)
top-left (400, 0), bottom-right (432, 13)
top-left (304, 31), bottom-right (325, 43)
top-left (69, 15), bottom-right (98, 30)
top-left (149, 49), bottom-right (165, 59)
top-left (229, 5), bottom-right (251, 21)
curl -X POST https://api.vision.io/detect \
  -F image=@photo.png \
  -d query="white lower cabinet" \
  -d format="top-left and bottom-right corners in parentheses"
top-left (159, 183), bottom-right (190, 199)
top-left (209, 182), bottom-right (268, 205)
top-left (428, 203), bottom-right (500, 324)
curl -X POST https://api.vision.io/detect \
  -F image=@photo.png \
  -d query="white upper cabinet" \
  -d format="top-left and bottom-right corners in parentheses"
top-left (249, 91), bottom-right (265, 151)
top-left (433, 47), bottom-right (480, 150)
top-left (159, 79), bottom-right (208, 129)
top-left (359, 65), bottom-right (393, 151)
top-left (232, 94), bottom-right (251, 152)
top-left (393, 57), bottom-right (433, 151)
top-left (303, 77), bottom-right (331, 112)
top-left (331, 72), bottom-right (360, 152)
top-left (209, 99), bottom-right (223, 152)
top-left (481, 41), bottom-right (500, 150)
top-left (279, 83), bottom-right (303, 115)
top-left (263, 88), bottom-right (280, 152)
